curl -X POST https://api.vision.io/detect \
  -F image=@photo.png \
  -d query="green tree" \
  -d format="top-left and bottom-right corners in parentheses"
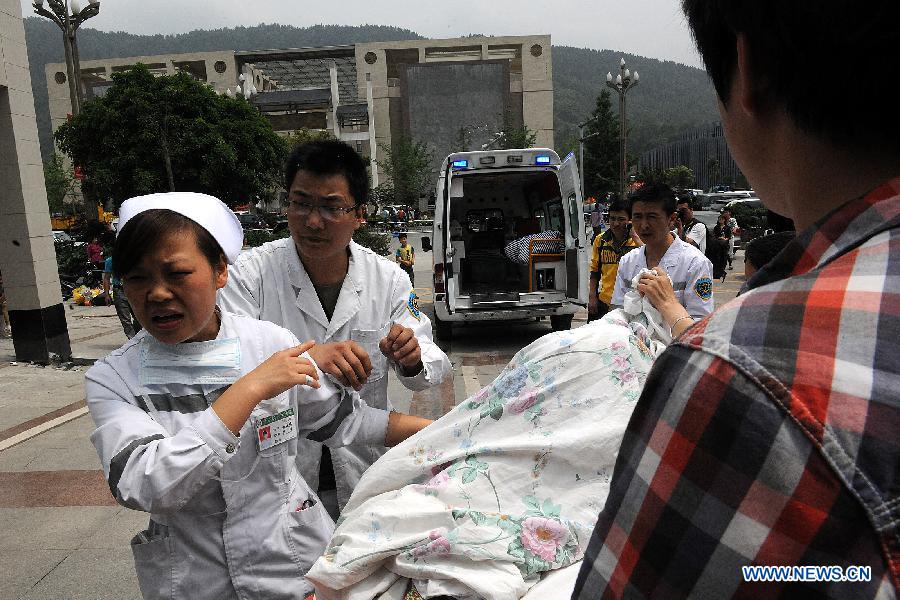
top-left (352, 225), bottom-right (391, 256)
top-left (663, 165), bottom-right (695, 190)
top-left (498, 111), bottom-right (537, 149)
top-left (377, 135), bottom-right (434, 207)
top-left (284, 127), bottom-right (334, 149)
top-left (43, 152), bottom-right (77, 215)
top-left (636, 167), bottom-right (666, 185)
top-left (54, 64), bottom-right (288, 210)
top-left (451, 126), bottom-right (474, 153)
top-left (582, 89), bottom-right (619, 199)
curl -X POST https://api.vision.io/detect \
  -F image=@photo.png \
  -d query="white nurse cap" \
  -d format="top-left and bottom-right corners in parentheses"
top-left (117, 192), bottom-right (244, 264)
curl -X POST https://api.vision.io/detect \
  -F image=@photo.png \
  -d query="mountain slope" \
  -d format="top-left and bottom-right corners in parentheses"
top-left (23, 20), bottom-right (718, 164)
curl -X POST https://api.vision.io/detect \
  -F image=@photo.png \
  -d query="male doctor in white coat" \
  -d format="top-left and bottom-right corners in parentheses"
top-left (220, 140), bottom-right (451, 511)
top-left (611, 183), bottom-right (715, 322)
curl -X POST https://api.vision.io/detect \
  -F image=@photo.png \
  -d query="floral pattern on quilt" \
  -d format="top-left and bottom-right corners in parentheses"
top-left (308, 310), bottom-right (666, 600)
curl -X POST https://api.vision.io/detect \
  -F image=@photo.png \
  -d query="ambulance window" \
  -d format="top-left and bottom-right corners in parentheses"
top-left (567, 193), bottom-right (580, 239)
top-left (546, 202), bottom-right (563, 231)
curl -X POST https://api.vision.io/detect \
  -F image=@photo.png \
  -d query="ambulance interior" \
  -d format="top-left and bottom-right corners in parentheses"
top-left (447, 170), bottom-right (565, 298)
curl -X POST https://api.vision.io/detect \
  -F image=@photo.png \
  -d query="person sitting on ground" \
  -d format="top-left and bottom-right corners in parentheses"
top-left (85, 192), bottom-right (432, 600)
top-left (611, 183), bottom-right (715, 321)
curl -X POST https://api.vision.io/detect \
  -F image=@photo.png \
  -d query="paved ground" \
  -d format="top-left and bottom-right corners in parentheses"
top-left (0, 238), bottom-right (746, 599)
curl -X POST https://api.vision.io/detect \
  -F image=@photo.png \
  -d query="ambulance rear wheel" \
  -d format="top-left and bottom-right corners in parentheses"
top-left (550, 315), bottom-right (573, 331)
top-left (434, 315), bottom-right (453, 341)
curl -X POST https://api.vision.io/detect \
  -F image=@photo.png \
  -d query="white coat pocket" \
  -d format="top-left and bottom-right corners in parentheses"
top-left (350, 325), bottom-right (390, 383)
top-left (131, 528), bottom-right (175, 599)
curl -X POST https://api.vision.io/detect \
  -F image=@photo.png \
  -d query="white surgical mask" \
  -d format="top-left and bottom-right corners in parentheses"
top-left (139, 336), bottom-right (242, 386)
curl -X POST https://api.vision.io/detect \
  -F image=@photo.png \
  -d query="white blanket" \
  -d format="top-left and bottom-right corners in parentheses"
top-left (307, 310), bottom-right (667, 599)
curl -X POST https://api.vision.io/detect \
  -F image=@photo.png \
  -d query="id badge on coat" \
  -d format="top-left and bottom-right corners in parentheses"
top-left (254, 408), bottom-right (298, 451)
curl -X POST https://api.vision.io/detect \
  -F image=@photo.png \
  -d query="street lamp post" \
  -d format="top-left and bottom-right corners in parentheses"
top-left (32, 0), bottom-right (102, 117)
top-left (606, 58), bottom-right (639, 200)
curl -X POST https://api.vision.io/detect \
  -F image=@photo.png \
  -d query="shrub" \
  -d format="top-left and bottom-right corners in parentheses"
top-left (353, 226), bottom-right (392, 256)
top-left (728, 204), bottom-right (769, 229)
top-left (244, 229), bottom-right (289, 248)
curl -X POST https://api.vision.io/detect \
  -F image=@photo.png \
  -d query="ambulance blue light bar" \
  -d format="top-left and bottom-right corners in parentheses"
top-left (451, 159), bottom-right (469, 169)
top-left (535, 155), bottom-right (551, 165)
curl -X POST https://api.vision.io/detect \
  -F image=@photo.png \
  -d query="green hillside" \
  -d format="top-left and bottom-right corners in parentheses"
top-left (552, 46), bottom-right (718, 156)
top-left (23, 19), bottom-right (719, 163)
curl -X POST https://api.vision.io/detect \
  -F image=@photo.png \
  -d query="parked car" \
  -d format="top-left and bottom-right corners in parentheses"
top-left (724, 198), bottom-right (764, 210)
top-left (707, 191), bottom-right (756, 211)
top-left (234, 212), bottom-right (271, 233)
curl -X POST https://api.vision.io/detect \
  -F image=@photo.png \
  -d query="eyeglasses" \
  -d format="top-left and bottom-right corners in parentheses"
top-left (286, 200), bottom-right (359, 222)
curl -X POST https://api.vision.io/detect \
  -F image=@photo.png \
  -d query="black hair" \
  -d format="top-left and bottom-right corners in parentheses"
top-left (629, 183), bottom-right (677, 215)
top-left (113, 209), bottom-right (225, 280)
top-left (608, 198), bottom-right (629, 215)
top-left (745, 231), bottom-right (796, 270)
top-left (284, 140), bottom-right (369, 207)
top-left (682, 0), bottom-right (900, 151)
top-left (765, 210), bottom-right (795, 233)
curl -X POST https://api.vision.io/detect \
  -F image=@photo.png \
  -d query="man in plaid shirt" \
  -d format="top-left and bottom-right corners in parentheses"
top-left (573, 0), bottom-right (900, 597)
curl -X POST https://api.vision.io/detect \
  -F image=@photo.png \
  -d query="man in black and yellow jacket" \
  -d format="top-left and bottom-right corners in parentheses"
top-left (588, 197), bottom-right (643, 321)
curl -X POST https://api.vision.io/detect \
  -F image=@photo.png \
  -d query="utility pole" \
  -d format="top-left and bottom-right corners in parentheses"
top-left (578, 118), bottom-right (600, 197)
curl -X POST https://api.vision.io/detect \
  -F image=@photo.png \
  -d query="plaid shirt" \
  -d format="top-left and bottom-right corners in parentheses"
top-left (573, 178), bottom-right (900, 598)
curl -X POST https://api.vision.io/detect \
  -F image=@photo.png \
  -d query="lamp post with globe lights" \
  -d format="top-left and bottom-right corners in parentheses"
top-left (32, 0), bottom-right (101, 116)
top-left (606, 58), bottom-right (639, 200)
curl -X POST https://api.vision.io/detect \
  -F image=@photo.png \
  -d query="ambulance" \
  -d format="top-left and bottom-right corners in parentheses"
top-left (422, 149), bottom-right (589, 340)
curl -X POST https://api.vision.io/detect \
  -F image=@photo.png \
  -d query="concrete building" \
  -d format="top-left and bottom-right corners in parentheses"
top-left (45, 35), bottom-right (554, 200)
top-left (1, 0), bottom-right (71, 361)
top-left (638, 122), bottom-right (746, 192)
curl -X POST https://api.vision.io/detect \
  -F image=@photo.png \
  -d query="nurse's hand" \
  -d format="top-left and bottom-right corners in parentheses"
top-left (244, 341), bottom-right (321, 397)
top-left (380, 324), bottom-right (423, 376)
top-left (307, 341), bottom-right (373, 391)
top-left (215, 341), bottom-right (319, 434)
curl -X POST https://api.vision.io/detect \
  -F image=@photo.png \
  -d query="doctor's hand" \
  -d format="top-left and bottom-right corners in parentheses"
top-left (380, 324), bottom-right (423, 376)
top-left (307, 341), bottom-right (373, 391)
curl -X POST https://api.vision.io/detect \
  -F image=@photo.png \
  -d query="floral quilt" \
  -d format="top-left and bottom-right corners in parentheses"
top-left (306, 310), bottom-right (667, 600)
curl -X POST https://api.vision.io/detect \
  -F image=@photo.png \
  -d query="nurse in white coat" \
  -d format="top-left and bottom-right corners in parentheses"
top-left (220, 141), bottom-right (451, 510)
top-left (87, 193), bottom-right (432, 599)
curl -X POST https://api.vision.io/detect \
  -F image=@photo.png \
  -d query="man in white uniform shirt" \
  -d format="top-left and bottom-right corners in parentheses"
top-left (675, 196), bottom-right (708, 254)
top-left (612, 183), bottom-right (715, 321)
top-left (220, 141), bottom-right (451, 511)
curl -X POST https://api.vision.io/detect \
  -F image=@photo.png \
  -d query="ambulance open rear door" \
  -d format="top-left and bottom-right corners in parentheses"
top-left (559, 152), bottom-right (589, 305)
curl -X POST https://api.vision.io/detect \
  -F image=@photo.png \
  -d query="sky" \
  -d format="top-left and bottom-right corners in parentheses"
top-left (22, 0), bottom-right (704, 68)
